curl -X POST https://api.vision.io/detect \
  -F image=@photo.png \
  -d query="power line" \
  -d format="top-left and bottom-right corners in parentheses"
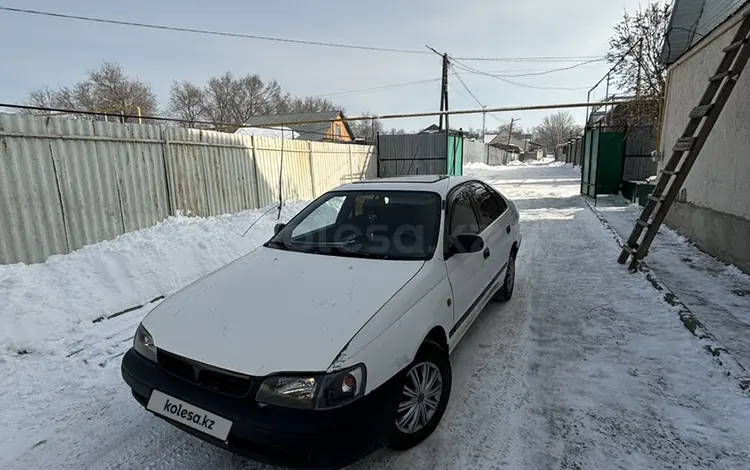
top-left (478, 59), bottom-right (604, 78)
top-left (0, 99), bottom-right (629, 127)
top-left (248, 77), bottom-right (441, 121)
top-left (450, 59), bottom-right (591, 91)
top-left (0, 6), bottom-right (606, 63)
top-left (452, 56), bottom-right (605, 63)
top-left (448, 69), bottom-right (483, 107)
top-left (0, 6), bottom-right (429, 55)
top-left (448, 82), bottom-right (476, 107)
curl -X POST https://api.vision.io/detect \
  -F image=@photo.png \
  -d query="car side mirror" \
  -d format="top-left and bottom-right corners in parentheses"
top-left (449, 233), bottom-right (484, 255)
top-left (273, 223), bottom-right (286, 235)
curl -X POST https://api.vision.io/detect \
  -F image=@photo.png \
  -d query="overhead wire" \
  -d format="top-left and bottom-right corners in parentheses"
top-left (448, 69), bottom-right (484, 107)
top-left (450, 58), bottom-right (591, 91)
top-left (0, 99), bottom-right (629, 128)
top-left (0, 6), bottom-right (605, 63)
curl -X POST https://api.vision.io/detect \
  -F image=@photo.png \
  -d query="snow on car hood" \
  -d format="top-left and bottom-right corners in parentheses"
top-left (141, 246), bottom-right (424, 376)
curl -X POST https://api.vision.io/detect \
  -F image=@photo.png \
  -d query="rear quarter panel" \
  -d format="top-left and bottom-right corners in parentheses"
top-left (327, 260), bottom-right (453, 394)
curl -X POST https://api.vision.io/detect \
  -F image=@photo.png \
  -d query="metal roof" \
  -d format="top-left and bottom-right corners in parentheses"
top-left (661, 0), bottom-right (749, 65)
top-left (242, 111), bottom-right (353, 141)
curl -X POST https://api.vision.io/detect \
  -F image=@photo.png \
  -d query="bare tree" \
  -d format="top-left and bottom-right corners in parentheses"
top-left (386, 128), bottom-right (407, 135)
top-left (289, 96), bottom-right (339, 114)
top-left (198, 73), bottom-right (304, 131)
top-left (533, 112), bottom-right (578, 151)
top-left (606, 1), bottom-right (671, 127)
top-left (26, 62), bottom-right (158, 122)
top-left (490, 123), bottom-right (527, 137)
top-left (168, 81), bottom-right (204, 127)
top-left (348, 112), bottom-right (384, 142)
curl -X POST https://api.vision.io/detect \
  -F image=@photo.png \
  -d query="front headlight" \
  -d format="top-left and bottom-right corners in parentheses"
top-left (256, 364), bottom-right (366, 410)
top-left (133, 324), bottom-right (157, 362)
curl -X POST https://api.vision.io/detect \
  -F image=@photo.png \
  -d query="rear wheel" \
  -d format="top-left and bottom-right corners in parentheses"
top-left (388, 342), bottom-right (452, 450)
top-left (493, 252), bottom-right (516, 301)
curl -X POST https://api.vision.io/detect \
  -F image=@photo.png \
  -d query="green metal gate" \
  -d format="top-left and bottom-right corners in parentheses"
top-left (581, 124), bottom-right (625, 199)
top-left (447, 134), bottom-right (463, 176)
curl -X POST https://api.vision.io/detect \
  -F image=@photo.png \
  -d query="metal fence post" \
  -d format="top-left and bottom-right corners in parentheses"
top-left (250, 136), bottom-right (261, 209)
top-left (308, 141), bottom-right (317, 197)
top-left (161, 126), bottom-right (174, 216)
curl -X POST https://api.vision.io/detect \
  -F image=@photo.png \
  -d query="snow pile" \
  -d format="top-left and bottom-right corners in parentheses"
top-left (0, 202), bottom-right (309, 355)
top-left (463, 162), bottom-right (496, 171)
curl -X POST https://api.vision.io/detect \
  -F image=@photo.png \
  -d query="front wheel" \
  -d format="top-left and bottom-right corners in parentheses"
top-left (388, 342), bottom-right (452, 451)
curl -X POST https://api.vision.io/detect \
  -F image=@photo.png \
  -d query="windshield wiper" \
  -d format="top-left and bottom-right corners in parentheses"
top-left (265, 239), bottom-right (290, 251)
top-left (330, 244), bottom-right (389, 260)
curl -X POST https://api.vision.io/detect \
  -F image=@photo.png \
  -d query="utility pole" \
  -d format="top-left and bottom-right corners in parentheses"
top-left (481, 106), bottom-right (487, 141)
top-left (507, 117), bottom-right (516, 149)
top-left (439, 53), bottom-right (449, 131)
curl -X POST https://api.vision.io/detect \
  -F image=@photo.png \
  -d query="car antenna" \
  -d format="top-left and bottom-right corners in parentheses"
top-left (242, 202), bottom-right (284, 238)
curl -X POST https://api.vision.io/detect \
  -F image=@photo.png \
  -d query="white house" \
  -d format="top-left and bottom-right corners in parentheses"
top-left (658, 0), bottom-right (750, 273)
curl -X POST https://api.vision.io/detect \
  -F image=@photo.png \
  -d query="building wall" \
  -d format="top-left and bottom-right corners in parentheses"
top-left (659, 4), bottom-right (750, 273)
top-left (328, 116), bottom-right (353, 142)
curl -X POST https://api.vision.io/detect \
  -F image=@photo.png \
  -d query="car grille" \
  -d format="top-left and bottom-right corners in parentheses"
top-left (157, 349), bottom-right (253, 397)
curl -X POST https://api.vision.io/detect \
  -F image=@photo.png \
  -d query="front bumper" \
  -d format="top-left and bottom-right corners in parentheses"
top-left (121, 348), bottom-right (402, 469)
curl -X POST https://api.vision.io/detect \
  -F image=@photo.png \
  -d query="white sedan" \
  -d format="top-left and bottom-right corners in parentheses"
top-left (121, 174), bottom-right (522, 469)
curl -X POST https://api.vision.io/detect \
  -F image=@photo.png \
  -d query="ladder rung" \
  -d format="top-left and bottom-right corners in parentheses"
top-left (637, 219), bottom-right (650, 228)
top-left (723, 40), bottom-right (747, 53)
top-left (623, 244), bottom-right (636, 255)
top-left (673, 137), bottom-right (695, 152)
top-left (710, 71), bottom-right (733, 82)
top-left (661, 169), bottom-right (678, 176)
top-left (689, 104), bottom-right (714, 119)
top-left (647, 194), bottom-right (663, 203)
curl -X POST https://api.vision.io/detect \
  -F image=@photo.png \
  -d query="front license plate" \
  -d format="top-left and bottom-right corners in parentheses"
top-left (147, 389), bottom-right (233, 441)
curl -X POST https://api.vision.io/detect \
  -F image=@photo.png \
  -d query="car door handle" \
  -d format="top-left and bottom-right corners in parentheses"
top-left (483, 247), bottom-right (491, 259)
top-left (506, 225), bottom-right (511, 234)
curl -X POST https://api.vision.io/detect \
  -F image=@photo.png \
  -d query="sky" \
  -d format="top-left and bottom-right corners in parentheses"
top-left (0, 0), bottom-right (649, 133)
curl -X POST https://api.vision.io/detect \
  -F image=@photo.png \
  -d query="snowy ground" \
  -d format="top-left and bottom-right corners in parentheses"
top-left (2, 162), bottom-right (749, 469)
top-left (592, 196), bottom-right (750, 372)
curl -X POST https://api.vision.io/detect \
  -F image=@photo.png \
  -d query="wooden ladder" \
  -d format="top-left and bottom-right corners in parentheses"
top-left (618, 10), bottom-right (750, 269)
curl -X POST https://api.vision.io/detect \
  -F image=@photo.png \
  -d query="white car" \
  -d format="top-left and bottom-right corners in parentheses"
top-left (121, 175), bottom-right (522, 469)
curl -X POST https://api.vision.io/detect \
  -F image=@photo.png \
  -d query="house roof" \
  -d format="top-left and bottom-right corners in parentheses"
top-left (660, 0), bottom-right (749, 66)
top-left (242, 111), bottom-right (353, 141)
top-left (419, 124), bottom-right (441, 133)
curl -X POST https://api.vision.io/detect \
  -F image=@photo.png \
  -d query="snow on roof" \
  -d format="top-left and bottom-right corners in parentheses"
top-left (234, 126), bottom-right (299, 139)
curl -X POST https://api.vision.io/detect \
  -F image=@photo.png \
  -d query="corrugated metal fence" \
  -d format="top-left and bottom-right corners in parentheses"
top-left (463, 140), bottom-right (517, 165)
top-left (376, 133), bottom-right (447, 176)
top-left (0, 114), bottom-right (376, 264)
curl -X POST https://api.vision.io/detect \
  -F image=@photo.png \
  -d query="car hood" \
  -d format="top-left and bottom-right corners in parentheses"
top-left (142, 246), bottom-right (424, 376)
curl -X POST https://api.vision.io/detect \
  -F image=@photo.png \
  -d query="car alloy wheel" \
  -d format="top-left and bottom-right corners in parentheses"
top-left (388, 341), bottom-right (452, 451)
top-left (395, 362), bottom-right (443, 434)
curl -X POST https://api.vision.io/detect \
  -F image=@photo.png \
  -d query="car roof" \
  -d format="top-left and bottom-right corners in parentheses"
top-left (335, 175), bottom-right (480, 197)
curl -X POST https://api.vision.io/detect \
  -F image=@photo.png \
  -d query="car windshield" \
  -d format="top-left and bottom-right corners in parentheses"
top-left (267, 190), bottom-right (442, 260)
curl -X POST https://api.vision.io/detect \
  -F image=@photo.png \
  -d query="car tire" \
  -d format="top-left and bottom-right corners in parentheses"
top-left (387, 341), bottom-right (452, 451)
top-left (493, 252), bottom-right (516, 302)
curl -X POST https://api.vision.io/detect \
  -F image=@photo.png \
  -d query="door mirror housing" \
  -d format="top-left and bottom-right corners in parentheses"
top-left (448, 233), bottom-right (484, 255)
top-left (273, 223), bottom-right (286, 235)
